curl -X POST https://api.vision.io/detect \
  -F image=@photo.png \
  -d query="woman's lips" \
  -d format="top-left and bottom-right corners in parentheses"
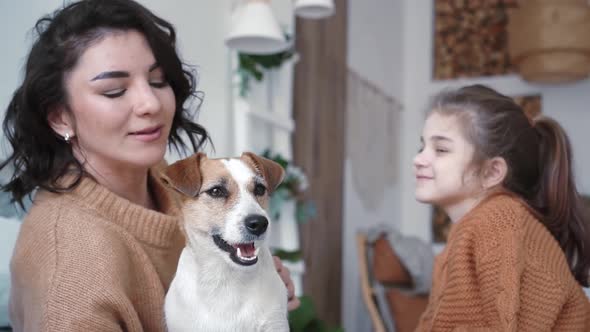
top-left (130, 126), bottom-right (162, 142)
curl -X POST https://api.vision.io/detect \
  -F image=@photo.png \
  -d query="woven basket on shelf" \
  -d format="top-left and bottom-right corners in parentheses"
top-left (508, 0), bottom-right (590, 83)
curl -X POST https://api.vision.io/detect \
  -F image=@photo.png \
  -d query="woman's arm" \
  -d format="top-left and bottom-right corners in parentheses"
top-left (273, 256), bottom-right (300, 311)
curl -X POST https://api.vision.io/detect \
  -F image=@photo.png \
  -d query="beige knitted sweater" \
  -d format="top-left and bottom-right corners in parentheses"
top-left (9, 170), bottom-right (184, 332)
top-left (416, 194), bottom-right (590, 331)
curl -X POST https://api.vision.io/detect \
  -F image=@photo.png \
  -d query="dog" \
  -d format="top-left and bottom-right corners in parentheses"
top-left (161, 152), bottom-right (290, 332)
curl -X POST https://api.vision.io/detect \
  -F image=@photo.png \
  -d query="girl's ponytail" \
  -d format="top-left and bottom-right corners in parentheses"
top-left (532, 117), bottom-right (590, 286)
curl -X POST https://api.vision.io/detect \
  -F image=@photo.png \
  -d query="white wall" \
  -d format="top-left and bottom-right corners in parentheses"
top-left (347, 0), bottom-right (404, 101)
top-left (342, 0), bottom-right (405, 330)
top-left (0, 0), bottom-right (233, 159)
top-left (141, 1), bottom-right (233, 158)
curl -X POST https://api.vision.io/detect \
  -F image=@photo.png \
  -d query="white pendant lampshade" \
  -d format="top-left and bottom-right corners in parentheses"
top-left (294, 0), bottom-right (335, 19)
top-left (225, 0), bottom-right (289, 55)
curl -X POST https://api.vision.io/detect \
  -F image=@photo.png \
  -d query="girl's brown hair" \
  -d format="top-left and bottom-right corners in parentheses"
top-left (431, 84), bottom-right (590, 286)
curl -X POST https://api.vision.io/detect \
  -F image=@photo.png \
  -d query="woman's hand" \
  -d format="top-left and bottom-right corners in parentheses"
top-left (273, 256), bottom-right (301, 311)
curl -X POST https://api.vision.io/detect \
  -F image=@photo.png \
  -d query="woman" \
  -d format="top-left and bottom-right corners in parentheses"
top-left (1, 1), bottom-right (298, 331)
top-left (414, 85), bottom-right (590, 331)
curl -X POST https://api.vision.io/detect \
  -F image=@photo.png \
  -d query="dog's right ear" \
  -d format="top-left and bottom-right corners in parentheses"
top-left (160, 152), bottom-right (206, 197)
top-left (241, 152), bottom-right (285, 192)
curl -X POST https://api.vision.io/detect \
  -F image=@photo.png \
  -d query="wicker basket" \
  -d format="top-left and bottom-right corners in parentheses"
top-left (508, 0), bottom-right (590, 83)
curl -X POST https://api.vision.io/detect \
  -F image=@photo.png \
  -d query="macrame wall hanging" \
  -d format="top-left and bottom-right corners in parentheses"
top-left (346, 70), bottom-right (403, 210)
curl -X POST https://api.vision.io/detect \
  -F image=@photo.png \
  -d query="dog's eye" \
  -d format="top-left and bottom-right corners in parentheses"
top-left (206, 186), bottom-right (227, 198)
top-left (253, 184), bottom-right (267, 197)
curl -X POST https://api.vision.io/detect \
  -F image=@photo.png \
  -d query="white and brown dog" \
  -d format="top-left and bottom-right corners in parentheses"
top-left (161, 152), bottom-right (289, 332)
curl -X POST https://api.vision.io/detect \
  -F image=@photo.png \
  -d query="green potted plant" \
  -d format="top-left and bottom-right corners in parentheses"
top-left (289, 296), bottom-right (345, 332)
top-left (237, 36), bottom-right (296, 97)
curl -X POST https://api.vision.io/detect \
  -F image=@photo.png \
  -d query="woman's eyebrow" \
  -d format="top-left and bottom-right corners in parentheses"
top-left (90, 71), bottom-right (129, 81)
top-left (91, 63), bottom-right (159, 81)
top-left (431, 135), bottom-right (453, 143)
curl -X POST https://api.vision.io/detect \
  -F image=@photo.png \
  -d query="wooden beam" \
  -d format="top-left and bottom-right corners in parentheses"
top-left (292, 0), bottom-right (347, 326)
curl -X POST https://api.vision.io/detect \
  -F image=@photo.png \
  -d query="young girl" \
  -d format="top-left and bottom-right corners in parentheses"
top-left (1, 1), bottom-right (297, 331)
top-left (414, 85), bottom-right (590, 331)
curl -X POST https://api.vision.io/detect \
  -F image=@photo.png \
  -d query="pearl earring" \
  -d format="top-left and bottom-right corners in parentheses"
top-left (64, 133), bottom-right (71, 142)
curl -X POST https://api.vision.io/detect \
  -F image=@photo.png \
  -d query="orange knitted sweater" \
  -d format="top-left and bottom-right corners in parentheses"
top-left (416, 194), bottom-right (590, 331)
top-left (9, 170), bottom-right (184, 332)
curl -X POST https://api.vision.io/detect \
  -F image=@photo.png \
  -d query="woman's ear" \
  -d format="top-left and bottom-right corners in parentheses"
top-left (47, 105), bottom-right (75, 139)
top-left (482, 157), bottom-right (508, 189)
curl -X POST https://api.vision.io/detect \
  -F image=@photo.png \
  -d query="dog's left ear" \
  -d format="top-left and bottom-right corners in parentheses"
top-left (160, 152), bottom-right (206, 197)
top-left (242, 152), bottom-right (285, 192)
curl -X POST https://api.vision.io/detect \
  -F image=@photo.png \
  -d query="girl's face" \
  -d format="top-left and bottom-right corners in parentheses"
top-left (413, 112), bottom-right (484, 212)
top-left (56, 29), bottom-right (175, 174)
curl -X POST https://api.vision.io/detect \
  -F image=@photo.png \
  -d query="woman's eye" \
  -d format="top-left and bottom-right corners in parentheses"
top-left (436, 148), bottom-right (449, 153)
top-left (150, 80), bottom-right (168, 88)
top-left (253, 184), bottom-right (267, 197)
top-left (103, 89), bottom-right (126, 98)
top-left (207, 187), bottom-right (227, 198)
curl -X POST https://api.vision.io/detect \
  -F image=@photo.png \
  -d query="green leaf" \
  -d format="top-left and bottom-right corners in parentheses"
top-left (288, 295), bottom-right (346, 332)
top-left (237, 69), bottom-right (250, 98)
top-left (329, 328), bottom-right (346, 332)
top-left (288, 296), bottom-right (316, 332)
top-left (236, 41), bottom-right (295, 96)
top-left (260, 150), bottom-right (291, 168)
top-left (296, 201), bottom-right (317, 224)
top-left (272, 248), bottom-right (302, 262)
top-left (269, 188), bottom-right (290, 220)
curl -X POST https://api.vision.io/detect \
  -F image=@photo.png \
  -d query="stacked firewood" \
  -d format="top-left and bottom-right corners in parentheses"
top-left (434, 0), bottom-right (519, 80)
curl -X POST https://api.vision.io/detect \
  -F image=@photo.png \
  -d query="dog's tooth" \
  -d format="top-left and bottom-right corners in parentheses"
top-left (237, 247), bottom-right (242, 258)
top-left (254, 247), bottom-right (260, 256)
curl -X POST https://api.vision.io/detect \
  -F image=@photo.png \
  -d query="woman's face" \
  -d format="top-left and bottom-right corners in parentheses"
top-left (56, 29), bottom-right (175, 173)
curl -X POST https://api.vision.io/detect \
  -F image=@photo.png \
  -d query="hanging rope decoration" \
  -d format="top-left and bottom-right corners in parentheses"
top-left (346, 69), bottom-right (403, 210)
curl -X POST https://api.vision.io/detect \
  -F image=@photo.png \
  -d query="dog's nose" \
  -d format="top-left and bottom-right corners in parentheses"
top-left (244, 215), bottom-right (268, 236)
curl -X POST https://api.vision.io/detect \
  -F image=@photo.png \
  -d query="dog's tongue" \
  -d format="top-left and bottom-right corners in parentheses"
top-left (235, 243), bottom-right (256, 257)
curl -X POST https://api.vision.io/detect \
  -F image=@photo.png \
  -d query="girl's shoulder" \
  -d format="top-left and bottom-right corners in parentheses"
top-left (457, 194), bottom-right (567, 269)
top-left (462, 193), bottom-right (534, 232)
top-left (449, 194), bottom-right (542, 253)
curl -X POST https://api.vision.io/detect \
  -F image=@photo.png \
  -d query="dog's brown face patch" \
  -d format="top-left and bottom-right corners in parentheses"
top-left (247, 180), bottom-right (271, 209)
top-left (179, 158), bottom-right (272, 239)
top-left (180, 159), bottom-right (237, 234)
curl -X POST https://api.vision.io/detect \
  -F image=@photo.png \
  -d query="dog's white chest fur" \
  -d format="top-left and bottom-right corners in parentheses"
top-left (165, 248), bottom-right (288, 332)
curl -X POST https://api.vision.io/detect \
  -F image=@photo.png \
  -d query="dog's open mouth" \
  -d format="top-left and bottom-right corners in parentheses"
top-left (212, 234), bottom-right (259, 266)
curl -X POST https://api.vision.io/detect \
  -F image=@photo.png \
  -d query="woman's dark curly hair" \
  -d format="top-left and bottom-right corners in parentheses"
top-left (0, 0), bottom-right (210, 207)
